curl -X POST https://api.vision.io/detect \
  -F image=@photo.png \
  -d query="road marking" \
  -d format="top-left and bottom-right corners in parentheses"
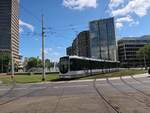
top-left (0, 87), bottom-right (46, 91)
top-left (96, 80), bottom-right (150, 86)
top-left (0, 85), bottom-right (89, 91)
top-left (31, 87), bottom-right (47, 90)
top-left (0, 88), bottom-right (10, 91)
top-left (53, 85), bottom-right (89, 89)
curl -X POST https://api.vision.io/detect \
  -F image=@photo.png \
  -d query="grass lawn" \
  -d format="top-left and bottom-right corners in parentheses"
top-left (80, 69), bottom-right (147, 80)
top-left (0, 69), bottom-right (147, 84)
top-left (0, 74), bottom-right (59, 84)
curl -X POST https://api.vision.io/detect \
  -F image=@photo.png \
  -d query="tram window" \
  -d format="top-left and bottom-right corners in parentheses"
top-left (70, 59), bottom-right (78, 71)
top-left (59, 57), bottom-right (69, 74)
top-left (70, 58), bottom-right (87, 71)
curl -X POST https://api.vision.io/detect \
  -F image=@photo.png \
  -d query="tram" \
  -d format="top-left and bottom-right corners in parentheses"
top-left (59, 56), bottom-right (120, 79)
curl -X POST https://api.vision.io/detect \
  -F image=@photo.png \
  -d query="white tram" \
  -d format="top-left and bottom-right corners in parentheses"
top-left (59, 56), bottom-right (120, 79)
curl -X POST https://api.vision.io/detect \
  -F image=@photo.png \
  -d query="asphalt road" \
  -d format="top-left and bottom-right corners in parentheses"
top-left (0, 74), bottom-right (150, 113)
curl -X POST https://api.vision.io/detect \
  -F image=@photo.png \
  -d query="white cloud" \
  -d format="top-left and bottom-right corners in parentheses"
top-left (129, 20), bottom-right (139, 26)
top-left (40, 48), bottom-right (53, 56)
top-left (40, 48), bottom-right (61, 61)
top-left (57, 46), bottom-right (63, 49)
top-left (109, 0), bottom-right (150, 29)
top-left (19, 27), bottom-right (24, 33)
top-left (115, 15), bottom-right (133, 28)
top-left (111, 0), bottom-right (150, 17)
top-left (19, 20), bottom-right (34, 32)
top-left (63, 0), bottom-right (98, 10)
top-left (116, 15), bottom-right (133, 23)
top-left (109, 0), bottom-right (125, 9)
top-left (116, 22), bottom-right (123, 29)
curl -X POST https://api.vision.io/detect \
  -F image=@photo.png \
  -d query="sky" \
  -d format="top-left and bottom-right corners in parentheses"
top-left (19, 0), bottom-right (150, 61)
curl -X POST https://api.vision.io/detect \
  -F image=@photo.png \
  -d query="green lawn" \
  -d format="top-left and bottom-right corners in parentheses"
top-left (0, 74), bottom-right (59, 84)
top-left (80, 69), bottom-right (147, 80)
top-left (0, 69), bottom-right (147, 84)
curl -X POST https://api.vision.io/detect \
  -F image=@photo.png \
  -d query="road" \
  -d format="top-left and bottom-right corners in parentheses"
top-left (0, 74), bottom-right (150, 113)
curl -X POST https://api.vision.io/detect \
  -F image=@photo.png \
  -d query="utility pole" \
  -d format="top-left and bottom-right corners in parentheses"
top-left (144, 51), bottom-right (147, 70)
top-left (42, 15), bottom-right (45, 81)
top-left (11, 38), bottom-right (14, 79)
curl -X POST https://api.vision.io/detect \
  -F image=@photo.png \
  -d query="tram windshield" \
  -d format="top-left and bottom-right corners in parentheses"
top-left (59, 57), bottom-right (69, 74)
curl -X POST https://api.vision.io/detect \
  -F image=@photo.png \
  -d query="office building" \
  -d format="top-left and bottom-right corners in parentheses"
top-left (78, 31), bottom-right (90, 57)
top-left (0, 0), bottom-right (19, 63)
top-left (89, 17), bottom-right (117, 61)
top-left (72, 38), bottom-right (78, 56)
top-left (66, 46), bottom-right (73, 56)
top-left (66, 31), bottom-right (91, 57)
top-left (118, 35), bottom-right (150, 67)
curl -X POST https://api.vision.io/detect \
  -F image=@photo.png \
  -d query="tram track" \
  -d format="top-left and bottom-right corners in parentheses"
top-left (52, 79), bottom-right (120, 113)
top-left (0, 80), bottom-right (16, 98)
top-left (106, 77), bottom-right (146, 104)
top-left (130, 75), bottom-right (150, 86)
top-left (120, 76), bottom-right (150, 107)
top-left (0, 82), bottom-right (53, 106)
top-left (93, 78), bottom-right (121, 113)
top-left (51, 81), bottom-right (68, 113)
top-left (120, 76), bottom-right (150, 97)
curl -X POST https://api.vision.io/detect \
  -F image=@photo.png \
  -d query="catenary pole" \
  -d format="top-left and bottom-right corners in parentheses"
top-left (11, 37), bottom-right (14, 79)
top-left (42, 15), bottom-right (45, 81)
top-left (144, 51), bottom-right (147, 70)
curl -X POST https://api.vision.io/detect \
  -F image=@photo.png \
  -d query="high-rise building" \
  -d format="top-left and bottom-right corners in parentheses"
top-left (77, 31), bottom-right (90, 57)
top-left (66, 46), bottom-right (73, 56)
top-left (89, 17), bottom-right (117, 61)
top-left (66, 31), bottom-right (91, 58)
top-left (72, 38), bottom-right (78, 56)
top-left (118, 35), bottom-right (150, 67)
top-left (0, 0), bottom-right (19, 63)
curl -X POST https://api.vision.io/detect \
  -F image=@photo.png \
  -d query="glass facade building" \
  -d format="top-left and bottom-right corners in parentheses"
top-left (89, 17), bottom-right (117, 61)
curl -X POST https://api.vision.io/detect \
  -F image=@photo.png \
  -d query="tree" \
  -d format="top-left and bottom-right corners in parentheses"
top-left (0, 52), bottom-right (11, 73)
top-left (137, 44), bottom-right (150, 68)
top-left (45, 59), bottom-right (54, 70)
top-left (24, 57), bottom-right (55, 72)
top-left (26, 57), bottom-right (42, 70)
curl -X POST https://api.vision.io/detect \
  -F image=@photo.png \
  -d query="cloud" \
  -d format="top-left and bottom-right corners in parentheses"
top-left (40, 48), bottom-right (61, 61)
top-left (19, 20), bottom-right (34, 32)
top-left (109, 0), bottom-right (125, 9)
top-left (109, 0), bottom-right (150, 28)
top-left (63, 0), bottom-right (98, 10)
top-left (19, 27), bottom-right (24, 33)
top-left (40, 48), bottom-right (53, 56)
top-left (116, 22), bottom-right (123, 29)
top-left (116, 15), bottom-right (133, 23)
top-left (57, 46), bottom-right (64, 49)
top-left (111, 0), bottom-right (150, 17)
top-left (115, 15), bottom-right (137, 28)
top-left (129, 21), bottom-right (139, 26)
